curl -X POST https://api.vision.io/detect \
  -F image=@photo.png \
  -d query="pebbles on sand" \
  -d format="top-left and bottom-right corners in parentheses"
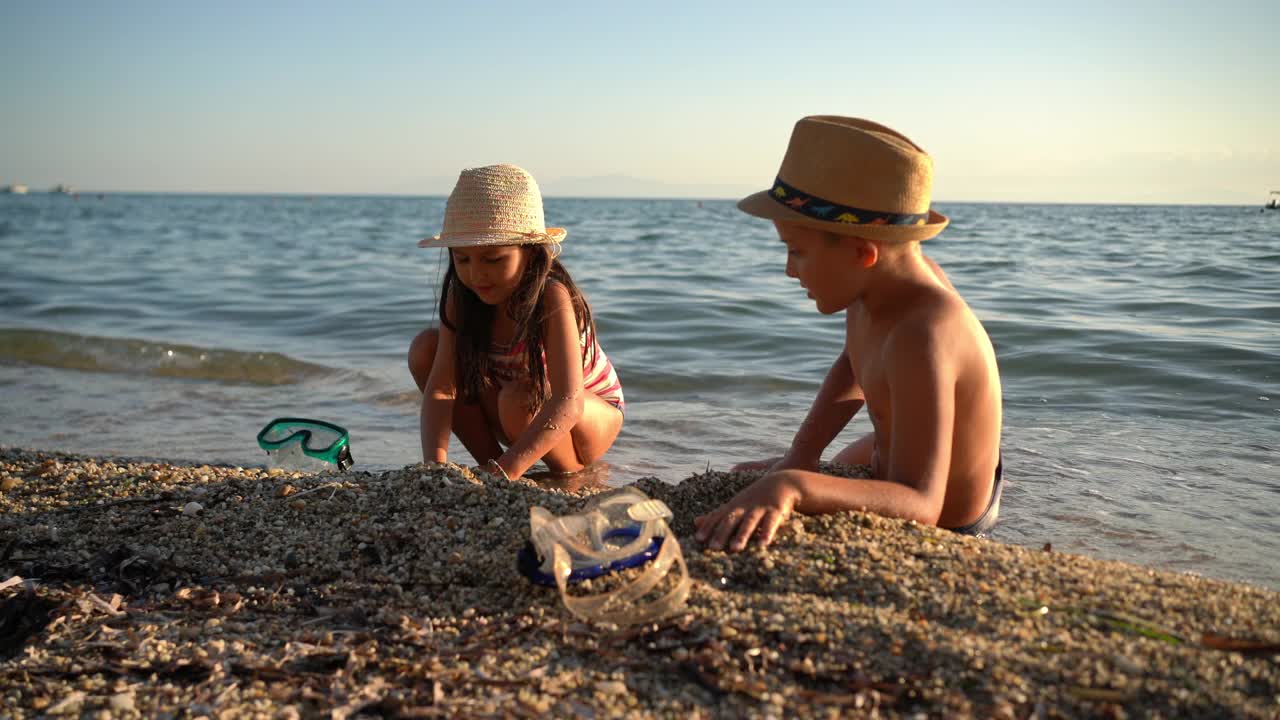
top-left (2, 447), bottom-right (1277, 718)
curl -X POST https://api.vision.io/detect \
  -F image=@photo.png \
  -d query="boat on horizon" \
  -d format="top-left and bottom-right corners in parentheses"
top-left (51, 183), bottom-right (74, 194)
top-left (1265, 191), bottom-right (1279, 210)
top-left (2, 184), bottom-right (28, 195)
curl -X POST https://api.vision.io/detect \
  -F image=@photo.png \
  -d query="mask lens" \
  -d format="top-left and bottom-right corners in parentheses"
top-left (256, 418), bottom-right (352, 470)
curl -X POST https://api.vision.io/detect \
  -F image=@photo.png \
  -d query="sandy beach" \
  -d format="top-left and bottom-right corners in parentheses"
top-left (2, 446), bottom-right (1277, 718)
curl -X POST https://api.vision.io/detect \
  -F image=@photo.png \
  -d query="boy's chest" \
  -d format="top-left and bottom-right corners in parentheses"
top-left (845, 313), bottom-right (891, 401)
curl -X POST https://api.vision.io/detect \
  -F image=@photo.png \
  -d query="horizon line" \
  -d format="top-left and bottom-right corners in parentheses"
top-left (1, 189), bottom-right (1269, 208)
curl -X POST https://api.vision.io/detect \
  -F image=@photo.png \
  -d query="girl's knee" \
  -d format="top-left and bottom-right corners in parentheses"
top-left (495, 384), bottom-right (536, 440)
top-left (408, 329), bottom-right (439, 373)
top-left (408, 329), bottom-right (439, 390)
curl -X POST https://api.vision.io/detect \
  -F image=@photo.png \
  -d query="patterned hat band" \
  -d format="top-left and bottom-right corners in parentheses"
top-left (437, 229), bottom-right (561, 242)
top-left (769, 176), bottom-right (931, 227)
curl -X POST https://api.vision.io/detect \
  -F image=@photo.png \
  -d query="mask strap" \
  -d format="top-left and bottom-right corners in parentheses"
top-left (551, 517), bottom-right (691, 625)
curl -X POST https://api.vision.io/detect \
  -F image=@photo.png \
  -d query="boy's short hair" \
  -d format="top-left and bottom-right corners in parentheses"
top-left (739, 116), bottom-right (948, 244)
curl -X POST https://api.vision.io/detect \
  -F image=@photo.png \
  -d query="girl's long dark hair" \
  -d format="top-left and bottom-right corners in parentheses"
top-left (439, 244), bottom-right (597, 409)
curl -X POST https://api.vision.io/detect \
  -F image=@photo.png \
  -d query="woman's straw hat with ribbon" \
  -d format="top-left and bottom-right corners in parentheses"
top-left (419, 164), bottom-right (567, 248)
top-left (737, 116), bottom-right (948, 243)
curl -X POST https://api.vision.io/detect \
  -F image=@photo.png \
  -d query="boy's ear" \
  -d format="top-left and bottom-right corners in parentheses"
top-left (855, 237), bottom-right (879, 268)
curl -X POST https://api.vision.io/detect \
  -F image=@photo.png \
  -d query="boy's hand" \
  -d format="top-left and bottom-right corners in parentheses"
top-left (771, 452), bottom-right (820, 474)
top-left (729, 458), bottom-right (776, 473)
top-left (694, 473), bottom-right (802, 552)
top-left (729, 453), bottom-right (818, 474)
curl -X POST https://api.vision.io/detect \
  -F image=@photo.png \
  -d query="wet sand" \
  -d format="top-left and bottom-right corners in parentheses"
top-left (2, 447), bottom-right (1277, 718)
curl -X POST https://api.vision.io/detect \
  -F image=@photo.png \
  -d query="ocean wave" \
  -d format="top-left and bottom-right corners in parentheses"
top-left (0, 327), bottom-right (332, 386)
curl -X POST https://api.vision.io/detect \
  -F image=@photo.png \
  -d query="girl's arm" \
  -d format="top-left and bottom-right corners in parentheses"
top-left (494, 282), bottom-right (583, 479)
top-left (420, 305), bottom-right (460, 464)
top-left (780, 351), bottom-right (865, 468)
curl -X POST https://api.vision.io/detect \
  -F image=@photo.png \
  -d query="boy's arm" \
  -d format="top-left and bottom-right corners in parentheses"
top-left (794, 321), bottom-right (954, 518)
top-left (777, 352), bottom-right (865, 469)
top-left (697, 321), bottom-right (955, 551)
top-left (876, 318), bottom-right (956, 519)
top-left (489, 282), bottom-right (582, 480)
top-left (420, 318), bottom-right (458, 463)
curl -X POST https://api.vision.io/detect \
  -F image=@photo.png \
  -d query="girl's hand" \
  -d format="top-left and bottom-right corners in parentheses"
top-left (693, 473), bottom-right (802, 552)
top-left (473, 458), bottom-right (513, 481)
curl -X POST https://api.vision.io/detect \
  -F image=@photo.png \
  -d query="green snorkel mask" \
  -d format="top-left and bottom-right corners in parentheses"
top-left (256, 417), bottom-right (353, 471)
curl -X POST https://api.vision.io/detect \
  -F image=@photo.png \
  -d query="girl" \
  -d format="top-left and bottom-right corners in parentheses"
top-left (408, 164), bottom-right (624, 481)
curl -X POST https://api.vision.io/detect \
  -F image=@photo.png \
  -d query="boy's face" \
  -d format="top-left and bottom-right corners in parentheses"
top-left (775, 222), bottom-right (866, 314)
top-left (450, 245), bottom-right (528, 306)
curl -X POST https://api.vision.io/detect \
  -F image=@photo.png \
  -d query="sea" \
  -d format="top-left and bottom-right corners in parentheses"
top-left (2, 194), bottom-right (1277, 590)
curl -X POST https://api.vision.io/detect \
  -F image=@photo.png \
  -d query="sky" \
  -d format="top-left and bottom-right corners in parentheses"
top-left (2, 1), bottom-right (1277, 204)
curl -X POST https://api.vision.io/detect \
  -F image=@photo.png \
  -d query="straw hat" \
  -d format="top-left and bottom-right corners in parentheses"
top-left (737, 116), bottom-right (948, 243)
top-left (418, 164), bottom-right (567, 248)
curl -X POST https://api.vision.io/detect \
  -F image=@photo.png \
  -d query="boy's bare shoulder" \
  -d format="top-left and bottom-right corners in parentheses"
top-left (883, 285), bottom-right (981, 362)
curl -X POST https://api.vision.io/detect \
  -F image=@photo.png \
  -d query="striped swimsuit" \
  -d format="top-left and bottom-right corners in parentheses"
top-left (488, 328), bottom-right (625, 413)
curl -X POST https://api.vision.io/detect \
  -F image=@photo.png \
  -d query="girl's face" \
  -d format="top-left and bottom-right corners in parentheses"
top-left (451, 245), bottom-right (528, 306)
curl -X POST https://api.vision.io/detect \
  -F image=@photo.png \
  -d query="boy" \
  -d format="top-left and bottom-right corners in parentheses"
top-left (695, 116), bottom-right (1003, 552)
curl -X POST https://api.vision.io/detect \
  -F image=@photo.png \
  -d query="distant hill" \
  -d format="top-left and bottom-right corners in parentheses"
top-left (540, 174), bottom-right (756, 200)
top-left (392, 173), bottom-right (754, 199)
